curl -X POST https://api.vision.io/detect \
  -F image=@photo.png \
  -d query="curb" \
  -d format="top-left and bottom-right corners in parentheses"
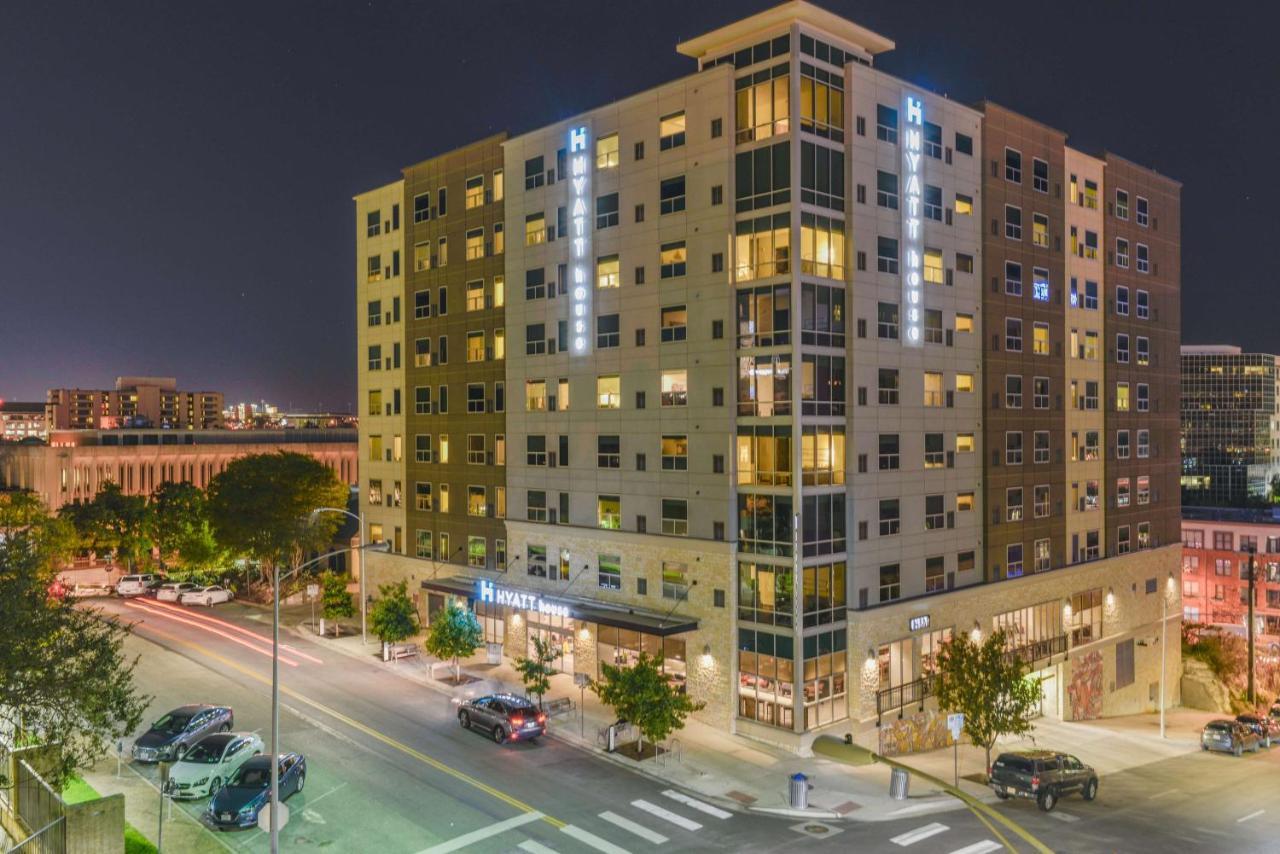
top-left (749, 806), bottom-right (842, 820)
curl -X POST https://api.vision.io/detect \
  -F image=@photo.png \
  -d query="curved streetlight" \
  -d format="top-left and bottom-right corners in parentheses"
top-left (308, 506), bottom-right (369, 645)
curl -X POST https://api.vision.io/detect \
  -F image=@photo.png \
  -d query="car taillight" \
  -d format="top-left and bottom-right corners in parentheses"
top-left (510, 717), bottom-right (524, 728)
top-left (536, 713), bottom-right (547, 725)
top-left (1031, 775), bottom-right (1040, 790)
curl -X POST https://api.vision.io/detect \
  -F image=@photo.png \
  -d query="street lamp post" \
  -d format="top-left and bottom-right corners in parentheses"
top-left (309, 506), bottom-right (368, 645)
top-left (268, 538), bottom-right (387, 853)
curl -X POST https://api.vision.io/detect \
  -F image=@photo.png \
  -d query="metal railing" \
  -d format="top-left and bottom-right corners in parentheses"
top-left (5, 759), bottom-right (66, 854)
top-left (876, 675), bottom-right (938, 719)
top-left (1004, 634), bottom-right (1068, 668)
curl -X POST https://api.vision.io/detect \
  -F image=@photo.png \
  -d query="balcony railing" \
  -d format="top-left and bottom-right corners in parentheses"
top-left (876, 675), bottom-right (937, 719)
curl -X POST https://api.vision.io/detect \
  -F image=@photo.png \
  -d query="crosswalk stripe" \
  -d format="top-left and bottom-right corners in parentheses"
top-left (415, 811), bottom-right (544, 853)
top-left (560, 824), bottom-right (633, 854)
top-left (1047, 810), bottom-right (1079, 823)
top-left (660, 789), bottom-right (732, 820)
top-left (598, 811), bottom-right (669, 845)
top-left (948, 842), bottom-right (1003, 854)
top-left (891, 822), bottom-right (950, 846)
top-left (518, 841), bottom-right (560, 854)
top-left (630, 799), bottom-right (702, 832)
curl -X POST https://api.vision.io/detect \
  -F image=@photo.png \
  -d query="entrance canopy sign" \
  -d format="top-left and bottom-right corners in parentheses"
top-left (476, 579), bottom-right (569, 619)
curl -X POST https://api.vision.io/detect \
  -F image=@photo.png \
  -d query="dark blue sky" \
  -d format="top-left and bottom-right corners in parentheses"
top-left (1, 0), bottom-right (1271, 407)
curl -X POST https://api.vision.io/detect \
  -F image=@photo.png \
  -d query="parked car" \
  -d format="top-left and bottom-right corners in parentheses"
top-left (457, 693), bottom-right (546, 744)
top-left (156, 582), bottom-right (199, 602)
top-left (1268, 703), bottom-right (1280, 723)
top-left (132, 705), bottom-right (234, 763)
top-left (116, 574), bottom-right (161, 597)
top-left (1236, 714), bottom-right (1280, 748)
top-left (1201, 719), bottom-right (1261, 756)
top-left (206, 753), bottom-right (306, 829)
top-left (165, 732), bottom-right (263, 800)
top-left (180, 585), bottom-right (233, 606)
top-left (988, 750), bottom-right (1098, 812)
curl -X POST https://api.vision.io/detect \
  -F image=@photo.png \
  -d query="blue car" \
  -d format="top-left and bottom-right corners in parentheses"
top-left (205, 753), bottom-right (306, 829)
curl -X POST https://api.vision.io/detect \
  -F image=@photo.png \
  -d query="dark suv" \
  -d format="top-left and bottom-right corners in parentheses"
top-left (988, 750), bottom-right (1098, 811)
top-left (457, 693), bottom-right (546, 744)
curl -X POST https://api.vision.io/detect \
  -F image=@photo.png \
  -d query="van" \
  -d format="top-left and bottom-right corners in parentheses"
top-left (116, 574), bottom-right (160, 597)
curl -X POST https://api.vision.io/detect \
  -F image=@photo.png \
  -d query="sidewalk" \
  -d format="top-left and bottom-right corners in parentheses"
top-left (79, 754), bottom-right (227, 854)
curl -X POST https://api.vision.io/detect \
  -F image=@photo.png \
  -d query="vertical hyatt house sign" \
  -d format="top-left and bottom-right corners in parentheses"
top-left (569, 125), bottom-right (592, 355)
top-left (901, 95), bottom-right (924, 347)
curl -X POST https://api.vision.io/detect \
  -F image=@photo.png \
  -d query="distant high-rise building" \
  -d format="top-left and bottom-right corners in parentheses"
top-left (46, 377), bottom-right (224, 430)
top-left (0, 401), bottom-right (48, 442)
top-left (1181, 345), bottom-right (1280, 507)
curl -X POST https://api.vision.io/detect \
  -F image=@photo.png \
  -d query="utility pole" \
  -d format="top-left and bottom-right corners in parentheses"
top-left (1247, 547), bottom-right (1257, 705)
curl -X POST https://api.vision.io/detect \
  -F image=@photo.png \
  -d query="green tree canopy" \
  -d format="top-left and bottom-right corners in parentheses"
top-left (514, 634), bottom-right (557, 707)
top-left (151, 481), bottom-right (228, 574)
top-left (593, 653), bottom-right (703, 754)
top-left (934, 628), bottom-right (1043, 775)
top-left (321, 570), bottom-right (355, 635)
top-left (206, 452), bottom-right (349, 577)
top-left (1, 491), bottom-right (77, 567)
top-left (370, 580), bottom-right (419, 645)
top-left (59, 482), bottom-right (154, 569)
top-left (424, 602), bottom-right (482, 682)
top-left (0, 499), bottom-right (148, 788)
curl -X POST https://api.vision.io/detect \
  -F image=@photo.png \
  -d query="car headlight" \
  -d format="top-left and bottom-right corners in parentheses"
top-left (194, 777), bottom-right (209, 786)
top-left (238, 804), bottom-right (257, 816)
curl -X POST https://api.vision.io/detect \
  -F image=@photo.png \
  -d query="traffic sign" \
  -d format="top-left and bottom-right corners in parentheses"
top-left (306, 583), bottom-right (319, 600)
top-left (946, 713), bottom-right (964, 740)
top-left (258, 802), bottom-right (289, 832)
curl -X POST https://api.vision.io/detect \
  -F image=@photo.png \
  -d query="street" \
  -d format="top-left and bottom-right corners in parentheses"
top-left (98, 597), bottom-right (1280, 853)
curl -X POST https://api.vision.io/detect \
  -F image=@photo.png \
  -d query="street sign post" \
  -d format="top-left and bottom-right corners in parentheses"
top-left (259, 800), bottom-right (289, 833)
top-left (574, 672), bottom-right (589, 738)
top-left (157, 761), bottom-right (171, 853)
top-left (946, 713), bottom-right (965, 787)
top-left (307, 583), bottom-right (319, 634)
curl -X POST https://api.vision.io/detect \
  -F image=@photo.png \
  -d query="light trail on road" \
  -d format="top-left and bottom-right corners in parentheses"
top-left (143, 597), bottom-right (325, 664)
top-left (123, 600), bottom-right (301, 667)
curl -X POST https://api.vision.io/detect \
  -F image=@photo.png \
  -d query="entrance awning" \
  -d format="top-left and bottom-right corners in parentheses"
top-left (421, 576), bottom-right (698, 637)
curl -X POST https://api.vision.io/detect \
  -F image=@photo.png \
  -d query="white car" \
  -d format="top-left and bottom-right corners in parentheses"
top-left (156, 582), bottom-right (199, 602)
top-left (116, 574), bottom-right (160, 597)
top-left (180, 585), bottom-right (233, 606)
top-left (165, 732), bottom-right (263, 800)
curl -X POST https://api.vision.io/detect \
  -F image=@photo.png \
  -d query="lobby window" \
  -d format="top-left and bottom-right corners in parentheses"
top-left (875, 104), bottom-right (897, 143)
top-left (661, 435), bottom-right (688, 471)
top-left (1033, 213), bottom-right (1049, 248)
top-left (525, 213), bottom-right (545, 246)
top-left (468, 485), bottom-right (487, 518)
top-left (661, 305), bottom-right (688, 342)
top-left (661, 371), bottom-right (688, 407)
top-left (876, 170), bottom-right (898, 209)
top-left (1006, 431), bottom-right (1023, 465)
top-left (596, 133), bottom-right (619, 169)
top-left (1005, 147), bottom-right (1022, 183)
top-left (524, 155), bottom-right (544, 190)
top-left (1033, 158), bottom-right (1049, 193)
top-left (735, 142), bottom-right (790, 211)
top-left (1005, 205), bottom-right (1022, 240)
top-left (526, 435), bottom-right (547, 467)
top-left (734, 214), bottom-right (790, 281)
top-left (737, 493), bottom-right (794, 557)
top-left (740, 65), bottom-right (791, 142)
top-left (598, 555), bottom-right (622, 590)
top-left (1005, 261), bottom-right (1023, 296)
top-left (738, 425), bottom-right (793, 486)
top-left (597, 435), bottom-right (621, 469)
top-left (527, 492), bottom-right (547, 523)
top-left (876, 236), bottom-right (898, 274)
top-left (598, 495), bottom-right (621, 530)
top-left (597, 314), bottom-right (619, 349)
top-left (662, 500), bottom-right (689, 536)
top-left (660, 241), bottom-right (687, 278)
top-left (800, 213), bottom-right (844, 278)
top-left (414, 482), bottom-right (433, 512)
top-left (879, 564), bottom-right (901, 602)
top-left (659, 111), bottom-right (686, 149)
top-left (596, 375), bottom-right (620, 409)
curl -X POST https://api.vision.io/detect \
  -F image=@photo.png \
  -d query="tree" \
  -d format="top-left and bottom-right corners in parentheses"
top-left (321, 571), bottom-right (355, 636)
top-left (425, 603), bottom-right (482, 683)
top-left (593, 653), bottom-right (704, 756)
top-left (934, 629), bottom-right (1043, 777)
top-left (370, 580), bottom-right (419, 646)
top-left (150, 481), bottom-right (227, 574)
top-left (514, 635), bottom-right (557, 707)
top-left (0, 499), bottom-right (148, 788)
top-left (59, 482), bottom-right (154, 569)
top-left (1, 491), bottom-right (77, 567)
top-left (206, 452), bottom-right (349, 590)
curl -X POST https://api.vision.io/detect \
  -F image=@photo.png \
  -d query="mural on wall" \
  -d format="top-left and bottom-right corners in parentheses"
top-left (1068, 650), bottom-right (1104, 720)
top-left (879, 710), bottom-right (954, 757)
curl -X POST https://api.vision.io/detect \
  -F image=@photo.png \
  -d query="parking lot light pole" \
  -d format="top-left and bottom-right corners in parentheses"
top-left (269, 538), bottom-right (388, 853)
top-left (308, 506), bottom-right (368, 645)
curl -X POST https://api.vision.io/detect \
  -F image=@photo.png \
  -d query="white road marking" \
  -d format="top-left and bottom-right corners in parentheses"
top-left (891, 822), bottom-right (950, 846)
top-left (598, 811), bottom-right (669, 845)
top-left (560, 824), bottom-right (633, 854)
top-left (414, 811), bottom-right (544, 853)
top-left (630, 799), bottom-right (702, 832)
top-left (1047, 810), bottom-right (1079, 823)
top-left (1149, 788), bottom-right (1179, 800)
top-left (948, 842), bottom-right (1002, 854)
top-left (302, 781), bottom-right (348, 809)
top-left (1237, 809), bottom-right (1265, 823)
top-left (518, 841), bottom-right (560, 854)
top-left (301, 808), bottom-right (325, 825)
top-left (660, 789), bottom-right (732, 819)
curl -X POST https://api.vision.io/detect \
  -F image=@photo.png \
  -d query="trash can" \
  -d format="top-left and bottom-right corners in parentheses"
top-left (788, 773), bottom-right (810, 809)
top-left (890, 767), bottom-right (910, 800)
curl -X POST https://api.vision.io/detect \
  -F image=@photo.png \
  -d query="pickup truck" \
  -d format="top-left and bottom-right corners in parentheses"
top-left (988, 750), bottom-right (1098, 811)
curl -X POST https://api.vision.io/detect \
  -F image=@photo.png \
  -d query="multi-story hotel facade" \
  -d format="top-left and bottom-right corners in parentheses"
top-left (47, 377), bottom-right (224, 431)
top-left (358, 1), bottom-right (1182, 752)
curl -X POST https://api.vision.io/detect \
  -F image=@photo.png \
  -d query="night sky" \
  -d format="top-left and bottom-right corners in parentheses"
top-left (1, 0), bottom-right (1270, 408)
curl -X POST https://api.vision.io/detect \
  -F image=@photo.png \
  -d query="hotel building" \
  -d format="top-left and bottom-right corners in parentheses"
top-left (46, 377), bottom-right (224, 430)
top-left (357, 1), bottom-right (1183, 752)
top-left (1181, 508), bottom-right (1280, 652)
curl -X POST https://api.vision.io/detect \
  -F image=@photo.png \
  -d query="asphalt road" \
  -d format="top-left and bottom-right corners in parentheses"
top-left (94, 596), bottom-right (1280, 853)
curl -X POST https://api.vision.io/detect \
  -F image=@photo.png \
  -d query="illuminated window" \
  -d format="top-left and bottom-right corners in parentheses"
top-left (956, 372), bottom-right (974, 393)
top-left (661, 371), bottom-right (688, 407)
top-left (738, 67), bottom-right (790, 142)
top-left (661, 305), bottom-right (688, 342)
top-left (467, 332), bottom-right (485, 362)
top-left (596, 375), bottom-right (620, 409)
top-left (415, 482), bottom-right (433, 512)
top-left (800, 212), bottom-right (844, 279)
top-left (468, 485), bottom-right (487, 518)
top-left (1032, 213), bottom-right (1049, 248)
top-left (956, 433), bottom-right (974, 453)
top-left (415, 529), bottom-right (433, 559)
top-left (661, 435), bottom-right (688, 471)
top-left (955, 193), bottom-right (973, 216)
top-left (596, 254), bottom-right (619, 288)
top-left (1116, 382), bottom-right (1130, 412)
top-left (957, 493), bottom-right (974, 512)
top-left (414, 242), bottom-right (431, 272)
top-left (367, 254), bottom-right (382, 282)
top-left (493, 275), bottom-right (505, 307)
top-left (465, 175), bottom-right (484, 209)
top-left (465, 227), bottom-right (484, 260)
top-left (1033, 322), bottom-right (1049, 356)
top-left (525, 213), bottom-right (545, 246)
top-left (1084, 331), bottom-right (1099, 361)
top-left (467, 536), bottom-right (486, 568)
top-left (923, 372), bottom-right (943, 407)
top-left (734, 214), bottom-right (789, 281)
top-left (525, 380), bottom-right (547, 412)
top-left (437, 237), bottom-right (447, 266)
top-left (1083, 179), bottom-right (1099, 210)
top-left (924, 249), bottom-right (943, 285)
top-left (659, 111), bottom-right (686, 150)
top-left (493, 222), bottom-right (504, 255)
top-left (596, 133), bottom-right (619, 169)
top-left (956, 313), bottom-right (974, 334)
top-left (800, 68), bottom-right (845, 140)
top-left (660, 241), bottom-right (687, 279)
top-left (492, 169), bottom-right (503, 201)
top-left (598, 496), bottom-right (621, 530)
top-left (466, 280), bottom-right (484, 311)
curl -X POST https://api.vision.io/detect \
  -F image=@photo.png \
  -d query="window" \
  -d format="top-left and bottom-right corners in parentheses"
top-left (1137, 429), bottom-right (1150, 458)
top-left (878, 434), bottom-right (900, 470)
top-left (799, 282), bottom-right (841, 346)
top-left (1004, 147), bottom-right (1022, 183)
top-left (877, 301), bottom-right (899, 339)
top-left (800, 141), bottom-right (844, 209)
top-left (414, 386), bottom-right (431, 415)
top-left (1032, 158), bottom-right (1048, 193)
top-left (923, 184), bottom-right (942, 221)
top-left (526, 435), bottom-right (547, 467)
top-left (662, 560), bottom-right (689, 600)
top-left (1116, 333), bottom-right (1130, 364)
top-left (1136, 243), bottom-right (1150, 274)
top-left (595, 192), bottom-right (619, 229)
top-left (878, 368), bottom-right (899, 405)
top-left (524, 155), bottom-right (544, 190)
top-left (955, 193), bottom-right (973, 216)
top-left (415, 482), bottom-right (433, 512)
top-left (955, 132), bottom-right (973, 155)
top-left (956, 372), bottom-right (974, 393)
top-left (466, 227), bottom-right (484, 260)
top-left (1116, 238), bottom-right (1129, 269)
top-left (800, 213), bottom-right (845, 278)
top-left (957, 492), bottom-right (974, 512)
top-left (524, 380), bottom-right (546, 412)
top-left (366, 254), bottom-right (382, 283)
top-left (876, 170), bottom-right (898, 209)
top-left (1137, 383), bottom-right (1149, 412)
top-left (524, 322), bottom-right (546, 357)
top-left (1116, 382), bottom-right (1130, 412)
top-left (659, 111), bottom-right (686, 150)
top-left (1033, 430), bottom-right (1050, 464)
top-left (661, 371), bottom-right (687, 406)
top-left (923, 120), bottom-right (942, 158)
top-left (957, 433), bottom-right (975, 454)
top-left (1033, 377), bottom-right (1049, 409)
top-left (1115, 189), bottom-right (1129, 220)
top-left (465, 331), bottom-right (485, 364)
top-left (597, 495), bottom-right (621, 530)
top-left (925, 308), bottom-right (943, 344)
top-left (1137, 290), bottom-right (1149, 319)
top-left (1005, 205), bottom-right (1022, 240)
top-left (660, 435), bottom-right (689, 471)
top-left (734, 214), bottom-right (790, 281)
top-left (876, 104), bottom-right (898, 143)
top-left (739, 354), bottom-right (792, 416)
top-left (661, 305), bottom-right (688, 342)
top-left (412, 192), bottom-right (430, 223)
top-left (1115, 285), bottom-right (1130, 316)
top-left (1006, 431), bottom-right (1023, 465)
top-left (877, 236), bottom-right (898, 274)
top-left (660, 241), bottom-right (687, 278)
top-left (924, 249), bottom-right (944, 285)
top-left (879, 499), bottom-right (900, 536)
top-left (525, 213), bottom-right (546, 246)
top-left (598, 555), bottom-right (621, 590)
top-left (1137, 336), bottom-right (1150, 366)
top-left (1005, 261), bottom-right (1023, 296)
top-left (466, 382), bottom-right (485, 414)
top-left (596, 133), bottom-right (619, 169)
top-left (466, 483), bottom-right (488, 517)
top-left (596, 375), bottom-right (620, 409)
top-left (1138, 522), bottom-right (1151, 549)
top-left (735, 141), bottom-right (791, 211)
top-left (1032, 213), bottom-right (1049, 247)
top-left (956, 313), bottom-right (974, 334)
top-left (1117, 477), bottom-right (1131, 507)
top-left (739, 65), bottom-right (791, 141)
top-left (923, 372), bottom-right (943, 407)
top-left (879, 564), bottom-right (901, 602)
top-left (662, 499), bottom-right (688, 536)
top-left (659, 175), bottom-right (686, 215)
top-left (1034, 485), bottom-right (1050, 519)
top-left (926, 494), bottom-right (946, 529)
top-left (1007, 487), bottom-right (1023, 522)
top-left (437, 237), bottom-right (448, 266)
top-left (1005, 375), bottom-right (1022, 408)
top-left (596, 313), bottom-right (619, 349)
top-left (1007, 543), bottom-right (1024, 578)
top-left (1006, 317), bottom-right (1023, 352)
top-left (1137, 475), bottom-right (1151, 505)
top-left (1136, 196), bottom-right (1149, 227)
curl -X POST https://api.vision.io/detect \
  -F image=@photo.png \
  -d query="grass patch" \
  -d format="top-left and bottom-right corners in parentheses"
top-left (62, 776), bottom-right (158, 854)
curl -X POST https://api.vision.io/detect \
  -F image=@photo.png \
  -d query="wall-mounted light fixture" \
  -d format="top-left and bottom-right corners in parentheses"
top-left (1106, 586), bottom-right (1115, 607)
